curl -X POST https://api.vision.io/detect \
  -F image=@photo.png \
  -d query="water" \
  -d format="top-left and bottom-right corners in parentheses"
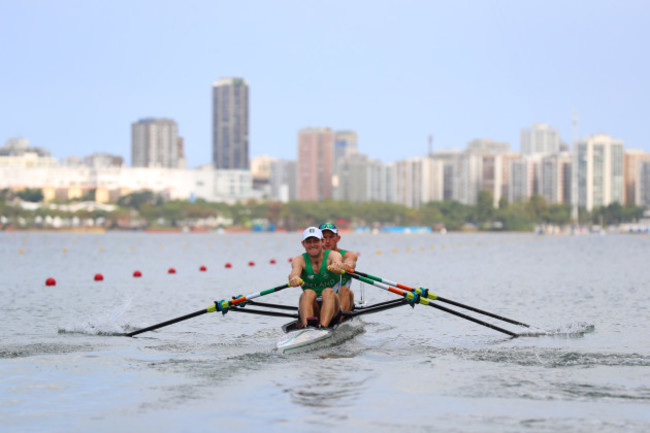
top-left (1, 231), bottom-right (649, 432)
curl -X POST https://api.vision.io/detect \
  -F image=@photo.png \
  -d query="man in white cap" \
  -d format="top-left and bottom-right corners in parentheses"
top-left (288, 227), bottom-right (345, 328)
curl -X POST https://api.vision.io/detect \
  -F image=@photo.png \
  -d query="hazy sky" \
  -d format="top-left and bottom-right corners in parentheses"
top-left (1, 0), bottom-right (648, 167)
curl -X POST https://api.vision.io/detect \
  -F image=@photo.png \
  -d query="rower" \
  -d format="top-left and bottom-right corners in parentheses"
top-left (288, 227), bottom-right (345, 328)
top-left (319, 222), bottom-right (358, 313)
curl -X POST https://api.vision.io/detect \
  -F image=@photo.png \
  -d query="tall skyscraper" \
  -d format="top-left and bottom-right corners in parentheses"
top-left (212, 77), bottom-right (249, 169)
top-left (131, 118), bottom-right (179, 168)
top-left (297, 127), bottom-right (335, 201)
top-left (576, 134), bottom-right (624, 211)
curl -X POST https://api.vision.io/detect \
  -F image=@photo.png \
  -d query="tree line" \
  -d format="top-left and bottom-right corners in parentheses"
top-left (1, 188), bottom-right (645, 231)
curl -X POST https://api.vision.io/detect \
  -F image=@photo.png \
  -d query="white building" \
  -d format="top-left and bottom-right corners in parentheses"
top-left (131, 118), bottom-right (181, 168)
top-left (0, 166), bottom-right (254, 204)
top-left (575, 134), bottom-right (624, 211)
top-left (540, 152), bottom-right (572, 204)
top-left (521, 123), bottom-right (560, 156)
top-left (510, 158), bottom-right (538, 203)
top-left (334, 153), bottom-right (388, 204)
top-left (269, 159), bottom-right (297, 203)
top-left (0, 152), bottom-right (58, 168)
top-left (467, 138), bottom-right (510, 155)
top-left (392, 156), bottom-right (444, 208)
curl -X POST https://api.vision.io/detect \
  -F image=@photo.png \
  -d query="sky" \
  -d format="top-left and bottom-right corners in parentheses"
top-left (1, 0), bottom-right (649, 167)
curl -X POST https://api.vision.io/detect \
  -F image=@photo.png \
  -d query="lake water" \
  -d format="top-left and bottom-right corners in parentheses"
top-left (1, 231), bottom-right (649, 432)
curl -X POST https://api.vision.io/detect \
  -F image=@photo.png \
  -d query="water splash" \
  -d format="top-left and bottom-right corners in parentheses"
top-left (58, 297), bottom-right (133, 336)
top-left (517, 322), bottom-right (595, 338)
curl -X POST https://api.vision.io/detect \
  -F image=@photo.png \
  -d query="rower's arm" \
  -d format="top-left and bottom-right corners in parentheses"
top-left (342, 250), bottom-right (358, 272)
top-left (288, 255), bottom-right (305, 286)
top-left (326, 250), bottom-right (345, 273)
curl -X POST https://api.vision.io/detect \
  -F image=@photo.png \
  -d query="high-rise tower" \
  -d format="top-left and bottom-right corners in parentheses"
top-left (297, 127), bottom-right (335, 201)
top-left (212, 77), bottom-right (249, 169)
top-left (131, 118), bottom-right (179, 168)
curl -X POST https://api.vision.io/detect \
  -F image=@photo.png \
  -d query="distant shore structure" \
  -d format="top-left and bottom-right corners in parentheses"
top-left (212, 77), bottom-right (249, 170)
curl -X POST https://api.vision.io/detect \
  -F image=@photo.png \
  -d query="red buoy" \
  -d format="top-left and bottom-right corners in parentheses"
top-left (133, 270), bottom-right (142, 277)
top-left (225, 263), bottom-right (232, 268)
top-left (94, 273), bottom-right (104, 281)
top-left (199, 265), bottom-right (207, 271)
top-left (168, 268), bottom-right (176, 274)
top-left (45, 277), bottom-right (56, 286)
top-left (270, 259), bottom-right (276, 264)
top-left (248, 261), bottom-right (255, 266)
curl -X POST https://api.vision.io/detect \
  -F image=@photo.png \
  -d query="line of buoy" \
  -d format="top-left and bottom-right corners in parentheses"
top-left (44, 258), bottom-right (283, 284)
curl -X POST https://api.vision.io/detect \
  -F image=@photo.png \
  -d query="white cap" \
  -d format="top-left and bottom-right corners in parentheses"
top-left (302, 226), bottom-right (323, 241)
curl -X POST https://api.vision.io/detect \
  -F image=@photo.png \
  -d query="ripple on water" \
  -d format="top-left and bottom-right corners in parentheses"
top-left (0, 342), bottom-right (102, 359)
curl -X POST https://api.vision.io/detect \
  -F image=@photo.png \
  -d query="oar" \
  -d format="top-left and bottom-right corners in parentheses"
top-left (351, 270), bottom-right (531, 328)
top-left (347, 272), bottom-right (519, 338)
top-left (125, 282), bottom-right (293, 337)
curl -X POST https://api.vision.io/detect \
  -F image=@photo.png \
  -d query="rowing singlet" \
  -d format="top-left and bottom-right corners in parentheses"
top-left (338, 249), bottom-right (352, 287)
top-left (301, 250), bottom-right (341, 296)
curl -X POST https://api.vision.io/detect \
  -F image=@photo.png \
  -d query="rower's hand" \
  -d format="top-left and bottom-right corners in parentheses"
top-left (289, 276), bottom-right (304, 287)
top-left (328, 263), bottom-right (352, 275)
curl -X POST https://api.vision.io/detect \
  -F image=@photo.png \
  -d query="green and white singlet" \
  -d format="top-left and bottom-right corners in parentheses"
top-left (301, 250), bottom-right (341, 296)
top-left (338, 249), bottom-right (352, 287)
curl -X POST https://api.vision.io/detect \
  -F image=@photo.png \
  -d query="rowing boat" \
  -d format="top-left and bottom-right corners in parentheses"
top-left (124, 271), bottom-right (532, 344)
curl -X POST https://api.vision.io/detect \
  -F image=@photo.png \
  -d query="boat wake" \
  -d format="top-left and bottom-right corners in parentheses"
top-left (517, 321), bottom-right (595, 338)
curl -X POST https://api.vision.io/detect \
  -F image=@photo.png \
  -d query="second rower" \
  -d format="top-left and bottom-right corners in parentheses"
top-left (319, 222), bottom-right (358, 312)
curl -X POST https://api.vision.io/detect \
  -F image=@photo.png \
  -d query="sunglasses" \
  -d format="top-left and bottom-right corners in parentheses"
top-left (319, 223), bottom-right (337, 230)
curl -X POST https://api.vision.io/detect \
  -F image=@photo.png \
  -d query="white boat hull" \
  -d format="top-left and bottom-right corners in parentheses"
top-left (276, 327), bottom-right (335, 354)
top-left (276, 319), bottom-right (360, 354)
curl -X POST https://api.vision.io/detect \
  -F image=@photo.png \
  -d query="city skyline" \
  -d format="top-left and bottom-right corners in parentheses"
top-left (1, 1), bottom-right (648, 167)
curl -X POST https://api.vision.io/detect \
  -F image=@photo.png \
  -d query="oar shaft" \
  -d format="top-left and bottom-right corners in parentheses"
top-left (348, 272), bottom-right (518, 338)
top-left (127, 282), bottom-right (294, 337)
top-left (217, 283), bottom-right (292, 310)
top-left (427, 302), bottom-right (519, 337)
top-left (436, 296), bottom-right (530, 328)
top-left (351, 270), bottom-right (530, 328)
top-left (125, 308), bottom-right (209, 337)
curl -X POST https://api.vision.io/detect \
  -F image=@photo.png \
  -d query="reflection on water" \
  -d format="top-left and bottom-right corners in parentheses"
top-left (289, 362), bottom-right (368, 408)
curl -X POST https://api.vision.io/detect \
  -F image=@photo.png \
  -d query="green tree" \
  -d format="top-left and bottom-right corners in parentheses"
top-left (476, 189), bottom-right (495, 224)
top-left (117, 190), bottom-right (158, 210)
top-left (16, 188), bottom-right (44, 202)
top-left (525, 195), bottom-right (548, 223)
